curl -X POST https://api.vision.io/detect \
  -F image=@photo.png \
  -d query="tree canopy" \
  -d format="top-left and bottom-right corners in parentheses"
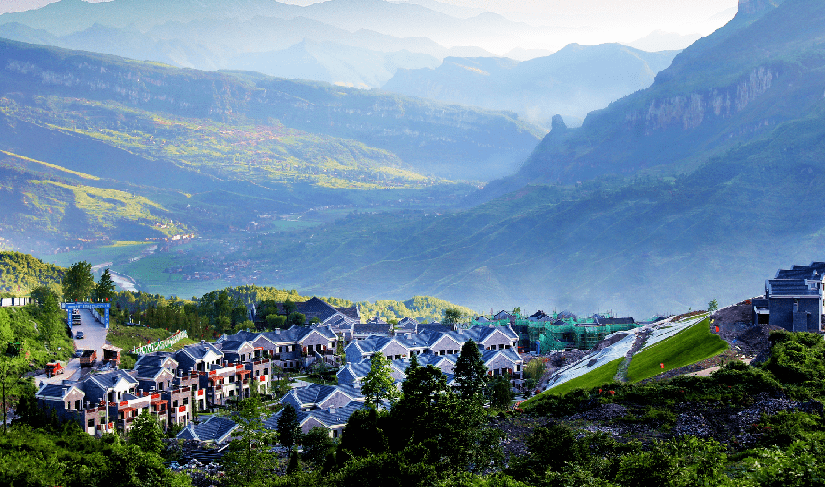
top-left (62, 261), bottom-right (95, 302)
top-left (361, 353), bottom-right (400, 408)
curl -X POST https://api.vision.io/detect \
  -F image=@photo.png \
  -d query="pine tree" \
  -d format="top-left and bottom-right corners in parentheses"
top-left (361, 353), bottom-right (400, 408)
top-left (277, 404), bottom-right (301, 449)
top-left (453, 340), bottom-right (487, 402)
top-left (95, 268), bottom-right (116, 302)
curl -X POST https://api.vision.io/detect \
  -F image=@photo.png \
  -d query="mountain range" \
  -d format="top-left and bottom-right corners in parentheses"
top-left (383, 44), bottom-right (679, 127)
top-left (0, 0), bottom-right (683, 118)
top-left (138, 0), bottom-right (825, 318)
top-left (4, 0), bottom-right (825, 319)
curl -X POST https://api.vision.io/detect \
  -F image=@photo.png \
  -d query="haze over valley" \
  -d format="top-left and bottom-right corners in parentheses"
top-left (1, 0), bottom-right (822, 320)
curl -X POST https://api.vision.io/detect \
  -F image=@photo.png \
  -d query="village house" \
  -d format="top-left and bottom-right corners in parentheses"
top-left (265, 401), bottom-right (367, 439)
top-left (177, 416), bottom-right (238, 444)
top-left (279, 383), bottom-right (365, 412)
top-left (218, 324), bottom-right (338, 370)
top-left (752, 262), bottom-right (825, 332)
top-left (342, 324), bottom-right (523, 384)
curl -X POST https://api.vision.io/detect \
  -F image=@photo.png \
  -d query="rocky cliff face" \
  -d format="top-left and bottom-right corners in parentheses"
top-left (624, 66), bottom-right (777, 133)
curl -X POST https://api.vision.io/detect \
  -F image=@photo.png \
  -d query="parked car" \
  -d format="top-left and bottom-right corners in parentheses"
top-left (75, 331), bottom-right (84, 339)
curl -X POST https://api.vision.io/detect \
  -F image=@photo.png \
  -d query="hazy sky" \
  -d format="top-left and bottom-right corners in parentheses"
top-left (0, 0), bottom-right (740, 45)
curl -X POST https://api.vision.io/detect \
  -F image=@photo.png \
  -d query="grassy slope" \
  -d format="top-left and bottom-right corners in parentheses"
top-left (626, 317), bottom-right (728, 382)
top-left (542, 358), bottom-right (623, 397)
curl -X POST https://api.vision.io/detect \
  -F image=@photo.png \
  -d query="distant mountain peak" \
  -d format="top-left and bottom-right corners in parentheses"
top-left (738, 0), bottom-right (784, 16)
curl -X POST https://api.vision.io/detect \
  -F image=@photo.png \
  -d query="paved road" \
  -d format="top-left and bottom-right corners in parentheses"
top-left (35, 309), bottom-right (109, 388)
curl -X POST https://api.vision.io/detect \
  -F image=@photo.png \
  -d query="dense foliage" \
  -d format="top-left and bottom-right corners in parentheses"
top-left (0, 251), bottom-right (64, 296)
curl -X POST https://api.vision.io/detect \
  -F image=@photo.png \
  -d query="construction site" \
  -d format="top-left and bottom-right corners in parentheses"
top-left (471, 311), bottom-right (646, 352)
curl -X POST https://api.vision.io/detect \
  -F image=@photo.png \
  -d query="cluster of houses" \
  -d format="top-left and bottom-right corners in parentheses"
top-left (35, 296), bottom-right (525, 445)
top-left (35, 340), bottom-right (273, 436)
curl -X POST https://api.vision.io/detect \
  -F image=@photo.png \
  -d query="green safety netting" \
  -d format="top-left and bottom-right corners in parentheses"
top-left (471, 313), bottom-right (640, 351)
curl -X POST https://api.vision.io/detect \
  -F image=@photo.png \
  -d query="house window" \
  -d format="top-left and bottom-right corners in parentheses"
top-left (87, 418), bottom-right (95, 427)
top-left (183, 397), bottom-right (189, 405)
top-left (264, 368), bottom-right (269, 375)
top-left (229, 390), bottom-right (234, 397)
top-left (158, 382), bottom-right (164, 391)
top-left (75, 400), bottom-right (81, 410)
top-left (229, 376), bottom-right (235, 383)
top-left (173, 400), bottom-right (178, 408)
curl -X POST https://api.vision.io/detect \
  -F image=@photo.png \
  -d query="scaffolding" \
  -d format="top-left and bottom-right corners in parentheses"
top-left (472, 312), bottom-right (641, 352)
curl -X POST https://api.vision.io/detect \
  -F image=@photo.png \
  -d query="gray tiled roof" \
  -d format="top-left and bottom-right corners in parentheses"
top-left (296, 297), bottom-right (340, 323)
top-left (132, 365), bottom-right (168, 380)
top-left (767, 279), bottom-right (820, 296)
top-left (84, 369), bottom-right (139, 390)
top-left (217, 340), bottom-right (252, 353)
top-left (216, 330), bottom-right (260, 344)
top-left (36, 383), bottom-right (80, 399)
top-left (265, 401), bottom-right (367, 431)
top-left (280, 383), bottom-right (363, 409)
top-left (353, 323), bottom-right (392, 335)
top-left (417, 323), bottom-right (453, 334)
top-left (177, 416), bottom-right (238, 443)
top-left (133, 353), bottom-right (177, 369)
top-left (177, 341), bottom-right (223, 361)
top-left (337, 306), bottom-right (360, 321)
top-left (262, 325), bottom-right (337, 344)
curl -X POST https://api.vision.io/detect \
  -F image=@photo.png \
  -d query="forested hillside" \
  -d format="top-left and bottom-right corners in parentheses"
top-left (0, 251), bottom-right (64, 295)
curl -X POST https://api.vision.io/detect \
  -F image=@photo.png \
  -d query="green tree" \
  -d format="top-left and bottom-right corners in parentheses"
top-left (62, 261), bottom-right (95, 302)
top-left (337, 408), bottom-right (390, 459)
top-left (288, 312), bottom-right (306, 327)
top-left (0, 356), bottom-right (28, 434)
top-left (453, 340), bottom-right (487, 402)
top-left (287, 448), bottom-right (302, 475)
top-left (302, 427), bottom-right (335, 467)
top-left (277, 404), bottom-right (301, 449)
top-left (222, 396), bottom-right (276, 487)
top-left (95, 268), bottom-right (116, 302)
top-left (267, 314), bottom-right (287, 329)
top-left (444, 307), bottom-right (464, 325)
top-left (30, 285), bottom-right (61, 308)
top-left (488, 374), bottom-right (514, 410)
top-left (127, 409), bottom-right (165, 456)
top-left (523, 358), bottom-right (547, 392)
top-left (708, 299), bottom-right (719, 313)
top-left (361, 353), bottom-right (400, 408)
top-left (284, 299), bottom-right (298, 315)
